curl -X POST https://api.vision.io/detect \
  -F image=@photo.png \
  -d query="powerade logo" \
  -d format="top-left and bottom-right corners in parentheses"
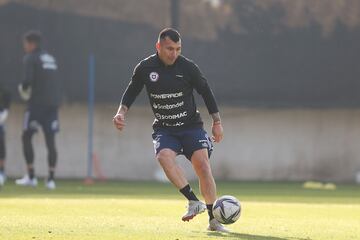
top-left (150, 92), bottom-right (183, 99)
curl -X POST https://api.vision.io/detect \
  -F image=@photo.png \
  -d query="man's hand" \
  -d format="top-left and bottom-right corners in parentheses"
top-left (113, 113), bottom-right (126, 131)
top-left (18, 84), bottom-right (32, 101)
top-left (212, 121), bottom-right (224, 143)
top-left (113, 105), bottom-right (128, 131)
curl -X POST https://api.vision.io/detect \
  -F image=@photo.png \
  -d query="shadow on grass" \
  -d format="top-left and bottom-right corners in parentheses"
top-left (205, 231), bottom-right (311, 240)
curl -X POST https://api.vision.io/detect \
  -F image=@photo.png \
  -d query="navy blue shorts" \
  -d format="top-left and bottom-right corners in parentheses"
top-left (23, 106), bottom-right (59, 134)
top-left (152, 127), bottom-right (213, 160)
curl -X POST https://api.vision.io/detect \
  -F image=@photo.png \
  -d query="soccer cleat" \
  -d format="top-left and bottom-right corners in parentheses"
top-left (45, 179), bottom-right (56, 190)
top-left (0, 172), bottom-right (6, 186)
top-left (207, 218), bottom-right (229, 232)
top-left (15, 175), bottom-right (38, 187)
top-left (182, 200), bottom-right (207, 221)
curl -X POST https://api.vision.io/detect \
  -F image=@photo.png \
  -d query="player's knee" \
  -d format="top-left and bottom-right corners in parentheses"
top-left (156, 149), bottom-right (175, 165)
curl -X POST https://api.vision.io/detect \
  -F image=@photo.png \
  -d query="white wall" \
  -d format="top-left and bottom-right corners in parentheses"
top-left (4, 104), bottom-right (360, 182)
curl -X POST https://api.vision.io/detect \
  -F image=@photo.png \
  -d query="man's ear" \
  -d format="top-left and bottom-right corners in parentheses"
top-left (156, 42), bottom-right (160, 50)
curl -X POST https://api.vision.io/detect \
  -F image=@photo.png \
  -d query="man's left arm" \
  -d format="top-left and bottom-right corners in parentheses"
top-left (190, 63), bottom-right (224, 143)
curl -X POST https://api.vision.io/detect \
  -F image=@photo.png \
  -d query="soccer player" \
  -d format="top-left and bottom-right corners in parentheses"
top-left (15, 30), bottom-right (61, 190)
top-left (0, 83), bottom-right (11, 186)
top-left (113, 28), bottom-right (227, 232)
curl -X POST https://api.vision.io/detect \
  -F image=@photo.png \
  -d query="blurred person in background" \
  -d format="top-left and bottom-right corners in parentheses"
top-left (113, 28), bottom-right (227, 232)
top-left (16, 30), bottom-right (61, 190)
top-left (0, 83), bottom-right (11, 186)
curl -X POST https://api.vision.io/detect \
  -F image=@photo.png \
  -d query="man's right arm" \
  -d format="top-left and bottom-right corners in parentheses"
top-left (113, 63), bottom-right (144, 131)
top-left (22, 55), bottom-right (35, 89)
top-left (19, 55), bottom-right (35, 100)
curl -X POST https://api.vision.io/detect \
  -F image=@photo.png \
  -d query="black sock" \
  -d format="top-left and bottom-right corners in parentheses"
top-left (0, 166), bottom-right (4, 173)
top-left (179, 184), bottom-right (199, 201)
top-left (207, 204), bottom-right (214, 220)
top-left (49, 170), bottom-right (55, 181)
top-left (28, 168), bottom-right (34, 179)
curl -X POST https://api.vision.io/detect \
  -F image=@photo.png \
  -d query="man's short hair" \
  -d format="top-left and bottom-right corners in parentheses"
top-left (23, 30), bottom-right (42, 45)
top-left (158, 28), bottom-right (181, 43)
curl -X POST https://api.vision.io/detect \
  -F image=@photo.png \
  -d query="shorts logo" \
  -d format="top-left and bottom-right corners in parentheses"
top-left (155, 141), bottom-right (160, 150)
top-left (153, 139), bottom-right (160, 150)
top-left (153, 134), bottom-right (162, 151)
top-left (149, 72), bottom-right (159, 82)
top-left (199, 139), bottom-right (210, 148)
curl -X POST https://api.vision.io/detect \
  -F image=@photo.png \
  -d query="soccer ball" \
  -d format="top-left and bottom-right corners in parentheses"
top-left (212, 195), bottom-right (241, 224)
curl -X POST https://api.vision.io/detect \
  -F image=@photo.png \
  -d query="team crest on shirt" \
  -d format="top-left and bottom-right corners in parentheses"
top-left (149, 72), bottom-right (159, 82)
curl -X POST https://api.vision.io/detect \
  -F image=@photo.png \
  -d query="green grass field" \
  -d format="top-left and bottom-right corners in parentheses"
top-left (1, 180), bottom-right (359, 240)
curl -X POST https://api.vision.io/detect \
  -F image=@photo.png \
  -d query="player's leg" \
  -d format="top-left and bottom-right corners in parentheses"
top-left (182, 128), bottom-right (216, 204)
top-left (191, 150), bottom-right (228, 231)
top-left (15, 129), bottom-right (38, 186)
top-left (156, 148), bottom-right (187, 188)
top-left (43, 130), bottom-right (57, 189)
top-left (22, 129), bottom-right (36, 178)
top-left (41, 107), bottom-right (59, 190)
top-left (183, 128), bottom-right (228, 231)
top-left (157, 148), bottom-right (206, 221)
top-left (153, 129), bottom-right (186, 188)
top-left (191, 149), bottom-right (216, 205)
top-left (152, 129), bottom-right (206, 221)
top-left (16, 110), bottom-right (38, 186)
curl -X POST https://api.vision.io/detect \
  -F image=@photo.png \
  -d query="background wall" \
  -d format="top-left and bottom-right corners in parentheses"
top-left (4, 104), bottom-right (360, 182)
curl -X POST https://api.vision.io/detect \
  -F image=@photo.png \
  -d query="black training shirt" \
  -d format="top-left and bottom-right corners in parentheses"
top-left (121, 54), bottom-right (219, 129)
top-left (22, 48), bottom-right (61, 108)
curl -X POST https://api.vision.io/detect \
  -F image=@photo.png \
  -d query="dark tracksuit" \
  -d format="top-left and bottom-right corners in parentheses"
top-left (22, 47), bottom-right (61, 172)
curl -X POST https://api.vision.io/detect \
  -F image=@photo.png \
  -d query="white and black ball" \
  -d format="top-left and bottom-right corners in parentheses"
top-left (212, 195), bottom-right (241, 224)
